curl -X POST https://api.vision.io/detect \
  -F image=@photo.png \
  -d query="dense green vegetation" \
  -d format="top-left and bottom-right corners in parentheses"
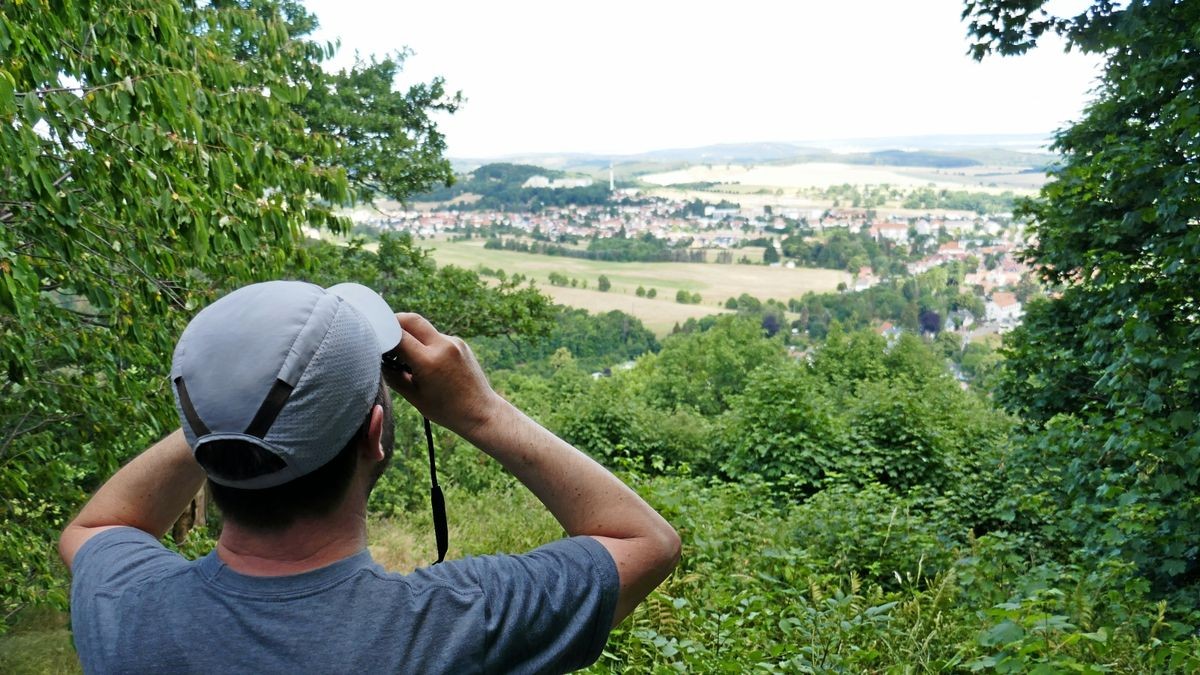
top-left (789, 262), bottom-right (984, 338)
top-left (902, 187), bottom-right (1017, 215)
top-left (485, 232), bottom-right (708, 263)
top-left (412, 162), bottom-right (622, 210)
top-left (974, 0), bottom-right (1200, 599)
top-left (437, 316), bottom-right (1195, 671)
top-left (782, 230), bottom-right (900, 274)
top-left (3, 0), bottom-right (1200, 671)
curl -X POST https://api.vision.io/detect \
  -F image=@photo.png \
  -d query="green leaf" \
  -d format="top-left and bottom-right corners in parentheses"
top-left (0, 70), bottom-right (15, 118)
top-left (980, 620), bottom-right (1025, 646)
top-left (21, 86), bottom-right (40, 122)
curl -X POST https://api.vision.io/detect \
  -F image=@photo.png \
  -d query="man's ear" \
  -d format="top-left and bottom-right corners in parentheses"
top-left (361, 404), bottom-right (385, 463)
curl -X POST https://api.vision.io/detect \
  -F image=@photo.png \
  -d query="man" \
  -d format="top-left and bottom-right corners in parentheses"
top-left (59, 280), bottom-right (680, 673)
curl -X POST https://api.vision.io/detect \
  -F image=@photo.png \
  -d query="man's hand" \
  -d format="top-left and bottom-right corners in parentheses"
top-left (382, 313), bottom-right (503, 440)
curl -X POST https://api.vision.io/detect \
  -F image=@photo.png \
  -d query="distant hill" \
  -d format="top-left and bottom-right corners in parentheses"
top-left (411, 163), bottom-right (620, 210)
top-left (451, 135), bottom-right (1055, 175)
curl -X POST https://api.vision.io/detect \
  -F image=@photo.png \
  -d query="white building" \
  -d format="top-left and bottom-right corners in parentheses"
top-left (986, 291), bottom-right (1024, 323)
top-left (870, 222), bottom-right (910, 245)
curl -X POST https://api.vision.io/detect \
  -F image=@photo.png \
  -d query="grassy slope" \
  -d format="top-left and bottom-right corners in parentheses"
top-left (0, 608), bottom-right (79, 675)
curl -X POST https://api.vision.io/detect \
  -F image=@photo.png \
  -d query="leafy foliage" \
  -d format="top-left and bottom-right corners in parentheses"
top-left (718, 365), bottom-right (846, 491)
top-left (0, 0), bottom-right (486, 624)
top-left (790, 262), bottom-right (982, 339)
top-left (640, 316), bottom-right (786, 416)
top-left (412, 162), bottom-right (616, 211)
top-left (982, 0), bottom-right (1200, 596)
top-left (473, 307), bottom-right (658, 374)
top-left (298, 50), bottom-right (460, 202)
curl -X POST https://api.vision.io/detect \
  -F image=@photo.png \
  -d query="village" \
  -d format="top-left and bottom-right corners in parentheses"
top-left (349, 188), bottom-right (1033, 335)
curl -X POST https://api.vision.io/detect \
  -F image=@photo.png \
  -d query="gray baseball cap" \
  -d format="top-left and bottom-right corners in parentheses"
top-left (170, 280), bottom-right (402, 488)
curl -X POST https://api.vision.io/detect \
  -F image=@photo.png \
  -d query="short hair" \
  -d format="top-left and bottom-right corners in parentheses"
top-left (203, 380), bottom-right (393, 532)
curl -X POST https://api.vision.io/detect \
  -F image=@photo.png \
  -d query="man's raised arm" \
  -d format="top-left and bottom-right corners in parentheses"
top-left (384, 313), bottom-right (681, 626)
top-left (58, 430), bottom-right (206, 569)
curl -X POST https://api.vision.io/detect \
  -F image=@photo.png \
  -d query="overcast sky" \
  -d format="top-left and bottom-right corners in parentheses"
top-left (302, 0), bottom-right (1102, 158)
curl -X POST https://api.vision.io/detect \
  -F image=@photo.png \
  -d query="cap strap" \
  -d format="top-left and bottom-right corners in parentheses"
top-left (244, 379), bottom-right (295, 438)
top-left (174, 377), bottom-right (211, 437)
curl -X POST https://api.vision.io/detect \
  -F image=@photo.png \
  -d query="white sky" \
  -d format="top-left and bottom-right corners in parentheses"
top-left (302, 0), bottom-right (1102, 158)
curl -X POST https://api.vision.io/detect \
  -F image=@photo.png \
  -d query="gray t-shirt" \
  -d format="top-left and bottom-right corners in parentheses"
top-left (70, 527), bottom-right (619, 674)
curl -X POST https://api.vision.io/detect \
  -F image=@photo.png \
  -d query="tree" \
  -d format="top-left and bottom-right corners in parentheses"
top-left (642, 316), bottom-right (787, 416)
top-left (720, 364), bottom-right (844, 491)
top-left (647, 288), bottom-right (657, 299)
top-left (762, 244), bottom-right (780, 265)
top-left (970, 0), bottom-right (1200, 595)
top-left (636, 285), bottom-right (646, 297)
top-left (918, 308), bottom-right (942, 335)
top-left (597, 275), bottom-right (612, 292)
top-left (761, 313), bottom-right (781, 337)
top-left (298, 51), bottom-right (459, 202)
top-left (0, 0), bottom-right (460, 620)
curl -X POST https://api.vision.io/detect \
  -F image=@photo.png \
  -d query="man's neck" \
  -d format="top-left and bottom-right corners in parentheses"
top-left (215, 504), bottom-right (368, 577)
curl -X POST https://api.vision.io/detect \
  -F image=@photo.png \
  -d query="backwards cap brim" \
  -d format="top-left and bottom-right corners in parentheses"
top-left (327, 283), bottom-right (402, 354)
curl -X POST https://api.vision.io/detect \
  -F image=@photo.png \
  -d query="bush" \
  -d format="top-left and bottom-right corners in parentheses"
top-left (552, 375), bottom-right (713, 473)
top-left (719, 364), bottom-right (847, 492)
top-left (790, 483), bottom-right (957, 585)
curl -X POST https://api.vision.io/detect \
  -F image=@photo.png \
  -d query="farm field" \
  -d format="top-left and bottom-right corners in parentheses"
top-left (639, 161), bottom-right (1043, 194)
top-left (425, 239), bottom-right (848, 335)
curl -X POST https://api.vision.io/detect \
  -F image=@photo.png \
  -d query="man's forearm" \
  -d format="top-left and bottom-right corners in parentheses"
top-left (464, 397), bottom-right (676, 546)
top-left (60, 429), bottom-right (205, 567)
top-left (465, 397), bottom-right (680, 625)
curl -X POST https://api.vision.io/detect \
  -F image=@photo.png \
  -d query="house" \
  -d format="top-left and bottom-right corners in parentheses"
top-left (522, 176), bottom-right (593, 189)
top-left (854, 266), bottom-right (878, 292)
top-left (868, 222), bottom-right (910, 245)
top-left (878, 321), bottom-right (902, 342)
top-left (937, 241), bottom-right (968, 258)
top-left (986, 291), bottom-right (1024, 323)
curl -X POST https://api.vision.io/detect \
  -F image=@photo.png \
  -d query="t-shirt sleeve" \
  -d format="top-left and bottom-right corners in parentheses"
top-left (70, 527), bottom-right (188, 668)
top-left (72, 526), bottom-right (187, 590)
top-left (468, 536), bottom-right (619, 674)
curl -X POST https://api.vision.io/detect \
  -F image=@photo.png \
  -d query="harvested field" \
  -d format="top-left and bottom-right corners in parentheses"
top-left (426, 239), bottom-right (848, 335)
top-left (640, 162), bottom-right (1043, 194)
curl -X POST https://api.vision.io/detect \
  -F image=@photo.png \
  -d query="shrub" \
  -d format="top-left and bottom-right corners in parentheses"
top-left (719, 364), bottom-right (848, 492)
top-left (790, 483), bottom-right (957, 585)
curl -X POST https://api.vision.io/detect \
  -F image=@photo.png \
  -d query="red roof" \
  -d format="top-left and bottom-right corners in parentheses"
top-left (991, 291), bottom-right (1018, 307)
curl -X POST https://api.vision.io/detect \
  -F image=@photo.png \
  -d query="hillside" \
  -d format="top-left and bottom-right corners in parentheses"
top-left (411, 162), bottom-right (618, 210)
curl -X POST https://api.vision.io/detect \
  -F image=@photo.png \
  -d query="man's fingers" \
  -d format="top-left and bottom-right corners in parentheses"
top-left (397, 313), bottom-right (441, 345)
top-left (393, 313), bottom-right (441, 369)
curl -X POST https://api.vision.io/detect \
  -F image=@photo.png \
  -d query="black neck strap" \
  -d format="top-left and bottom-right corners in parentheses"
top-left (425, 417), bottom-right (448, 564)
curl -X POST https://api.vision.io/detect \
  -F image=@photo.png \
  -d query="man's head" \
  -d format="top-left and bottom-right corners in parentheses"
top-left (170, 280), bottom-right (402, 529)
top-left (201, 379), bottom-right (395, 530)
